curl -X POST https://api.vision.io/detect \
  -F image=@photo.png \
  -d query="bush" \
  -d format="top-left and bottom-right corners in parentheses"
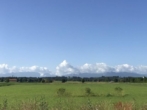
top-left (85, 88), bottom-right (96, 96)
top-left (115, 87), bottom-right (123, 96)
top-left (115, 87), bottom-right (123, 92)
top-left (106, 93), bottom-right (113, 97)
top-left (62, 79), bottom-right (67, 83)
top-left (81, 78), bottom-right (85, 83)
top-left (41, 79), bottom-right (45, 83)
top-left (85, 88), bottom-right (95, 96)
top-left (57, 88), bottom-right (71, 96)
top-left (85, 88), bottom-right (91, 95)
top-left (49, 79), bottom-right (53, 83)
top-left (57, 88), bottom-right (66, 96)
top-left (5, 79), bottom-right (9, 83)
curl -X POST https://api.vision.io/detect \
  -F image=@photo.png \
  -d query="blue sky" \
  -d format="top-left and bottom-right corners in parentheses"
top-left (1, 0), bottom-right (147, 76)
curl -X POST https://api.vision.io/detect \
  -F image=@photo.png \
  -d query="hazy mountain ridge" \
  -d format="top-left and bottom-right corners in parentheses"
top-left (0, 72), bottom-right (146, 77)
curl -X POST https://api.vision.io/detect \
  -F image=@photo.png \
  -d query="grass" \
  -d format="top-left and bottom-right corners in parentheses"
top-left (0, 82), bottom-right (147, 109)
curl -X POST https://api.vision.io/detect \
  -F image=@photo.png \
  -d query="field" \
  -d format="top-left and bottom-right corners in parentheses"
top-left (0, 82), bottom-right (147, 110)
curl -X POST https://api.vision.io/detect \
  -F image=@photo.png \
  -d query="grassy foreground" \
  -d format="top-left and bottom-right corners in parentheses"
top-left (0, 82), bottom-right (147, 110)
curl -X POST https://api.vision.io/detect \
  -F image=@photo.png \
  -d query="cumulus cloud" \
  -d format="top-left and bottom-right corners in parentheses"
top-left (135, 65), bottom-right (147, 74)
top-left (0, 64), bottom-right (52, 77)
top-left (115, 64), bottom-right (135, 73)
top-left (56, 60), bottom-right (78, 76)
top-left (0, 64), bottom-right (10, 74)
top-left (55, 60), bottom-right (147, 76)
top-left (55, 61), bottom-right (115, 76)
top-left (79, 63), bottom-right (114, 73)
top-left (1, 60), bottom-right (147, 77)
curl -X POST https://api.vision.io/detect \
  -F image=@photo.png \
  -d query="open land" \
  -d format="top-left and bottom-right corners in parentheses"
top-left (0, 82), bottom-right (147, 110)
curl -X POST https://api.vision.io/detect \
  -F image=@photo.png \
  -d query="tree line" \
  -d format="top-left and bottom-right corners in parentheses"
top-left (0, 76), bottom-right (147, 83)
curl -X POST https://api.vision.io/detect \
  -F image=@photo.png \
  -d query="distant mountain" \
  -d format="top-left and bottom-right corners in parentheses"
top-left (105, 72), bottom-right (144, 77)
top-left (0, 72), bottom-right (146, 77)
top-left (66, 72), bottom-right (146, 77)
top-left (0, 72), bottom-right (40, 77)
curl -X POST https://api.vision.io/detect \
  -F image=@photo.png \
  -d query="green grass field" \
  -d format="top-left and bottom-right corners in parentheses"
top-left (0, 82), bottom-right (147, 109)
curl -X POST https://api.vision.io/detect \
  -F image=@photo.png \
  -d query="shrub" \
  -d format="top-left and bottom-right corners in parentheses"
top-left (81, 78), bottom-right (85, 83)
top-left (44, 79), bottom-right (49, 83)
top-left (85, 88), bottom-right (95, 96)
top-left (57, 88), bottom-right (71, 97)
top-left (41, 79), bottom-right (45, 83)
top-left (85, 88), bottom-right (91, 95)
top-left (85, 88), bottom-right (98, 96)
top-left (57, 88), bottom-right (66, 96)
top-left (5, 78), bottom-right (9, 83)
top-left (106, 93), bottom-right (113, 97)
top-left (62, 79), bottom-right (67, 83)
top-left (49, 79), bottom-right (53, 83)
top-left (115, 87), bottom-right (123, 96)
top-left (115, 87), bottom-right (123, 92)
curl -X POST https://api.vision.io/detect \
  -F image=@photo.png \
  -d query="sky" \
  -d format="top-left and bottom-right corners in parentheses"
top-left (1, 0), bottom-right (147, 77)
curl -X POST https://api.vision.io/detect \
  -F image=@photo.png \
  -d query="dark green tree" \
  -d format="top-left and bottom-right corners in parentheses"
top-left (62, 79), bottom-right (67, 83)
top-left (81, 78), bottom-right (85, 83)
top-left (5, 78), bottom-right (9, 83)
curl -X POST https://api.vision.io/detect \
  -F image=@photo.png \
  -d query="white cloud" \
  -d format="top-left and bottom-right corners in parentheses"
top-left (0, 64), bottom-right (52, 77)
top-left (1, 61), bottom-right (147, 77)
top-left (115, 64), bottom-right (135, 72)
top-left (0, 64), bottom-right (9, 74)
top-left (55, 60), bottom-right (78, 76)
top-left (135, 65), bottom-right (147, 74)
top-left (79, 63), bottom-right (114, 73)
top-left (55, 61), bottom-right (114, 76)
top-left (55, 60), bottom-right (147, 76)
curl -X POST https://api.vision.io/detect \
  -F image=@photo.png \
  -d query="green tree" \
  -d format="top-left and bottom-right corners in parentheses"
top-left (81, 78), bottom-right (85, 83)
top-left (62, 79), bottom-right (67, 83)
top-left (41, 79), bottom-right (45, 83)
top-left (5, 78), bottom-right (9, 83)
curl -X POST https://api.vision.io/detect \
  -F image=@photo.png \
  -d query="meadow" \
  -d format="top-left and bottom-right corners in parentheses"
top-left (0, 82), bottom-right (147, 110)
